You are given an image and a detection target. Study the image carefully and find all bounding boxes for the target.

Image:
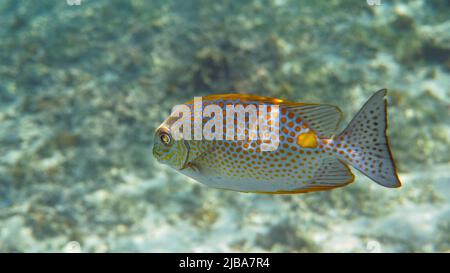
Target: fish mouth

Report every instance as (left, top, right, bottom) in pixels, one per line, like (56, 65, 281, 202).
(152, 147, 162, 158)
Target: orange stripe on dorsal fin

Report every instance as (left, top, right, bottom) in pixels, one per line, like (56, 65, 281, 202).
(185, 93, 345, 108)
(185, 94, 305, 105)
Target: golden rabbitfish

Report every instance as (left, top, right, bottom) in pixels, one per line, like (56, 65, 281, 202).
(152, 89, 401, 194)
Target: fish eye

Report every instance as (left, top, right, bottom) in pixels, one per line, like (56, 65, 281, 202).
(159, 132, 172, 146)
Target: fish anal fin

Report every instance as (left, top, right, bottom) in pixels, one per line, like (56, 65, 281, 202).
(254, 158, 354, 195)
(255, 184, 350, 194)
(311, 157, 355, 187)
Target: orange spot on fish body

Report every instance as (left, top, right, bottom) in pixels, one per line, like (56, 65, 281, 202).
(296, 131, 318, 148)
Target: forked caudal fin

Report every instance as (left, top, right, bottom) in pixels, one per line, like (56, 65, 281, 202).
(336, 89, 401, 188)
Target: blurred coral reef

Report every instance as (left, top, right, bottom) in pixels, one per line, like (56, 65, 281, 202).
(0, 0, 448, 252)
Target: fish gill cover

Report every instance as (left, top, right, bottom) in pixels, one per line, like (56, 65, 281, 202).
(0, 0, 449, 252)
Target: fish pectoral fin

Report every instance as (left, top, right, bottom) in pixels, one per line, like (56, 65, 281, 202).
(180, 161, 201, 173)
(311, 157, 355, 187)
(188, 162, 201, 173)
(284, 104, 342, 138)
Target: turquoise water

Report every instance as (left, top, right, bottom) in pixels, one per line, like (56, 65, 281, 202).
(0, 0, 449, 252)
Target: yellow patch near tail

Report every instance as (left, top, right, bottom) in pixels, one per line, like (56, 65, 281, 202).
(296, 131, 318, 148)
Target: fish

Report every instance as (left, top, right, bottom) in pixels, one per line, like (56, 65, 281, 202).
(152, 89, 401, 194)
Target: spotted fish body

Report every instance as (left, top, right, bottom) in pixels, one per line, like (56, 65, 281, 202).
(153, 90, 401, 194)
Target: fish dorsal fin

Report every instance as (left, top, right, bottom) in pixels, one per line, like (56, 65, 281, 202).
(183, 94, 341, 137)
(312, 157, 355, 187)
(285, 104, 342, 138)
(185, 94, 286, 105)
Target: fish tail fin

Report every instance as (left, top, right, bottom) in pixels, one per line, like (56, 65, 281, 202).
(335, 89, 401, 188)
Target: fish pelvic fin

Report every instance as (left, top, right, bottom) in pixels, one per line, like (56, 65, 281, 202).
(336, 89, 401, 188)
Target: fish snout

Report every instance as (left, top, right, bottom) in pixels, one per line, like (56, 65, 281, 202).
(152, 146, 162, 158)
